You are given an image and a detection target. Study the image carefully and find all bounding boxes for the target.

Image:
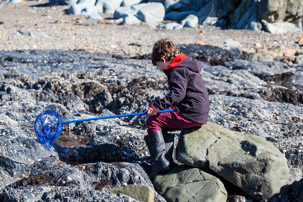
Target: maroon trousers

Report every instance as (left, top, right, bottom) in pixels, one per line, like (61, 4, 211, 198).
(146, 110, 202, 133)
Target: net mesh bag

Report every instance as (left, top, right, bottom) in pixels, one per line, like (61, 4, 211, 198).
(34, 110, 63, 150)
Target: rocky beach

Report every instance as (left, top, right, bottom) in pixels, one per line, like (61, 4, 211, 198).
(0, 0, 303, 201)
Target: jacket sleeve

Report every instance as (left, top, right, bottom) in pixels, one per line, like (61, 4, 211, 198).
(151, 68, 188, 111)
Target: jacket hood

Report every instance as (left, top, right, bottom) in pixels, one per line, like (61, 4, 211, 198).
(164, 54, 201, 73)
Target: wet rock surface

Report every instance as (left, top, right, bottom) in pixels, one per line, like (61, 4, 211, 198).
(0, 46, 302, 201)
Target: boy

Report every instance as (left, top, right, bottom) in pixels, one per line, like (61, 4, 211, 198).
(145, 39, 210, 178)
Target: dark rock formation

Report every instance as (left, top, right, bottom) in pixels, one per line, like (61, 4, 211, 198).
(0, 47, 302, 201)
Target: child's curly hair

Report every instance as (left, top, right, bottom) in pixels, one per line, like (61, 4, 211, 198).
(151, 39, 180, 66)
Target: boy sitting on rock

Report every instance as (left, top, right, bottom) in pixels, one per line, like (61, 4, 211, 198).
(145, 38, 210, 178)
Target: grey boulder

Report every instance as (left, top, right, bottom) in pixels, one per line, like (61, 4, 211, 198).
(136, 3, 165, 24)
(181, 14, 199, 28)
(158, 22, 183, 30)
(121, 0, 142, 7)
(262, 20, 303, 34)
(113, 6, 137, 19)
(176, 122, 290, 200)
(153, 166, 227, 202)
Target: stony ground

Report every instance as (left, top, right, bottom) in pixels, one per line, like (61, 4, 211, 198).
(1, 2, 303, 201)
(0, 0, 302, 58)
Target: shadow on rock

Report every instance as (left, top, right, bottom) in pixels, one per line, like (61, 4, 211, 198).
(268, 179, 303, 202)
(178, 44, 250, 66)
(131, 44, 250, 66)
(53, 143, 141, 165)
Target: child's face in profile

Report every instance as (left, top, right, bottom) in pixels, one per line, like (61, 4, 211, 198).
(156, 59, 169, 72)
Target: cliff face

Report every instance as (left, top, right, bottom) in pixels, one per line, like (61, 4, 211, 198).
(2, 0, 303, 32)
(161, 0, 303, 32)
(46, 0, 303, 33)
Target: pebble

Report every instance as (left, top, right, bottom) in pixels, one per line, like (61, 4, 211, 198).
(66, 176, 73, 182)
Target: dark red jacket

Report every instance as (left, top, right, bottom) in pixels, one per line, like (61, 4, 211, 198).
(150, 54, 210, 124)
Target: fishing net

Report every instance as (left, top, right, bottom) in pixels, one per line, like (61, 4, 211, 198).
(34, 109, 174, 151)
(34, 110, 63, 151)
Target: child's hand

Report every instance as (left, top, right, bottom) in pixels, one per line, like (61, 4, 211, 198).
(147, 108, 156, 116)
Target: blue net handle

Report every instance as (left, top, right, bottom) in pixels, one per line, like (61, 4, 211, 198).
(62, 109, 174, 124)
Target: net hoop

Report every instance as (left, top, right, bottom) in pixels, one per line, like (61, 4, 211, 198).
(34, 110, 63, 150)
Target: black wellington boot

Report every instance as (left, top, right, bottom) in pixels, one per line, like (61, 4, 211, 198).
(144, 130, 170, 179)
(163, 132, 177, 168)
